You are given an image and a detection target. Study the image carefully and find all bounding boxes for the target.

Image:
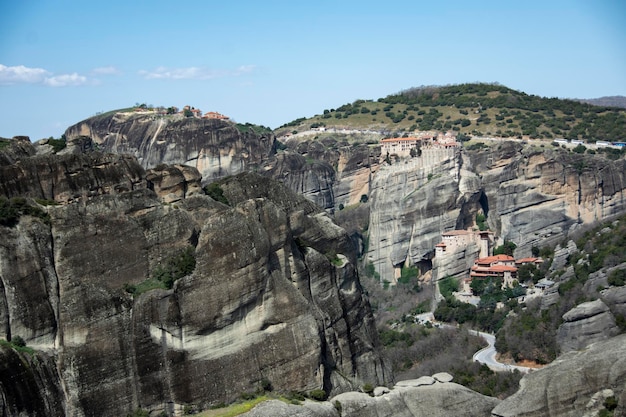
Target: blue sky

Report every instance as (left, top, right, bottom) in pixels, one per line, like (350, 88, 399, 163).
(1, 0, 625, 141)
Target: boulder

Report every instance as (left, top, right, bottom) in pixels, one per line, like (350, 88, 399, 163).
(330, 383, 499, 417)
(395, 376, 436, 387)
(557, 299, 620, 352)
(433, 372, 454, 383)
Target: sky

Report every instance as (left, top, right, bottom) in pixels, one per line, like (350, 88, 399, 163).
(1, 0, 625, 141)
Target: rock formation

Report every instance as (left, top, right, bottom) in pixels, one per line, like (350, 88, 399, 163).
(239, 372, 499, 417)
(367, 141, 626, 283)
(492, 333, 626, 417)
(0, 138, 388, 416)
(64, 111, 275, 184)
(556, 281, 626, 353)
(557, 299, 620, 352)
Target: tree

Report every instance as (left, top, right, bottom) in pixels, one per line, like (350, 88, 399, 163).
(494, 241, 517, 256)
(518, 263, 542, 284)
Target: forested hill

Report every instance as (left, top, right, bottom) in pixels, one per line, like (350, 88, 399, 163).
(277, 83, 626, 142)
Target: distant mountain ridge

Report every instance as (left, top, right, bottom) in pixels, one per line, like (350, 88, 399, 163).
(575, 95, 626, 109)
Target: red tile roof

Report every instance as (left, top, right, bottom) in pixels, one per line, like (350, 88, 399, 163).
(476, 255, 515, 264)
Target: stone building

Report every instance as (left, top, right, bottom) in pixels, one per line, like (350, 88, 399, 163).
(468, 254, 518, 291)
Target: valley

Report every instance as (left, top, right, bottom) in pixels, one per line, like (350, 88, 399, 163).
(1, 83, 626, 416)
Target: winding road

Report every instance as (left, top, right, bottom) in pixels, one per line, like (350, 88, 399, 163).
(471, 330, 532, 373)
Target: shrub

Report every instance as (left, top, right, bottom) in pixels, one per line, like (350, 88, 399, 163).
(11, 336, 25, 348)
(259, 378, 273, 393)
(608, 269, 626, 286)
(379, 328, 414, 347)
(0, 197, 50, 227)
(285, 391, 306, 403)
(476, 213, 487, 231)
(361, 383, 374, 396)
(439, 276, 459, 299)
(398, 265, 418, 285)
(494, 241, 517, 256)
(47, 137, 67, 153)
(239, 392, 256, 401)
(203, 182, 229, 205)
(152, 246, 196, 289)
(309, 389, 327, 401)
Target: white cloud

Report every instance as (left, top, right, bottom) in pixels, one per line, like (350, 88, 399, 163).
(234, 65, 256, 75)
(0, 64, 90, 87)
(0, 64, 50, 84)
(91, 66, 121, 75)
(139, 65, 256, 80)
(43, 73, 89, 87)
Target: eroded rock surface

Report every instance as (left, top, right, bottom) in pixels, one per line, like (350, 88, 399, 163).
(492, 334, 626, 417)
(368, 142, 626, 282)
(557, 299, 620, 352)
(65, 112, 274, 184)
(0, 139, 388, 416)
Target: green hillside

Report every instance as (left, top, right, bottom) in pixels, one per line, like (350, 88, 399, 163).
(276, 83, 626, 142)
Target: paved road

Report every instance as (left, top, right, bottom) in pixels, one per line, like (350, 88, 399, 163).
(471, 330, 532, 373)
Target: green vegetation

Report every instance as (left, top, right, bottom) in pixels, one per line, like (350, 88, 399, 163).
(47, 136, 67, 152)
(196, 396, 271, 417)
(465, 142, 487, 151)
(476, 213, 487, 231)
(360, 262, 521, 399)
(599, 396, 618, 417)
(438, 276, 458, 299)
(364, 262, 380, 281)
(398, 264, 418, 285)
(276, 83, 626, 144)
(608, 268, 626, 286)
(235, 122, 272, 134)
(0, 138, 11, 149)
(0, 197, 51, 227)
(493, 240, 517, 256)
(0, 337, 35, 355)
(203, 182, 230, 205)
(308, 389, 327, 401)
(495, 214, 626, 364)
(361, 383, 374, 396)
(125, 246, 196, 295)
(152, 246, 196, 289)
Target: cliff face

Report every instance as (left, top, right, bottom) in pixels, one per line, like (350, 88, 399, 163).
(368, 142, 626, 282)
(492, 333, 626, 417)
(0, 139, 388, 416)
(65, 112, 275, 184)
(367, 148, 469, 282)
(64, 113, 377, 212)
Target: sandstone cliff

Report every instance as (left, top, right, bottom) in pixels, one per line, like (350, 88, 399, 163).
(0, 138, 388, 416)
(64, 113, 380, 212)
(367, 142, 626, 283)
(492, 333, 626, 417)
(64, 111, 275, 184)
